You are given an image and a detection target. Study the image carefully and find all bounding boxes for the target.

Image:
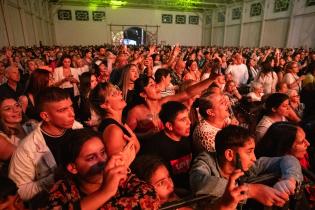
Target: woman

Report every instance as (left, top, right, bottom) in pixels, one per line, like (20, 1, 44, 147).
(53, 55, 87, 114)
(275, 57, 286, 84)
(53, 55, 80, 98)
(256, 122, 310, 161)
(119, 64, 139, 105)
(282, 61, 305, 93)
(255, 122, 314, 208)
(193, 92, 230, 153)
(47, 128, 160, 209)
(277, 82, 289, 94)
(255, 93, 290, 142)
(0, 97, 35, 175)
(247, 81, 264, 102)
(126, 75, 213, 138)
(134, 155, 192, 209)
(246, 58, 259, 84)
(90, 82, 140, 157)
(19, 69, 51, 121)
(95, 60, 111, 83)
(78, 72, 100, 128)
(154, 68, 174, 97)
(255, 59, 278, 94)
(288, 89, 305, 119)
(183, 60, 201, 82)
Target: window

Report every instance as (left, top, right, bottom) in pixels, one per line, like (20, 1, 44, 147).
(176, 15, 186, 24)
(218, 12, 225, 22)
(189, 16, 199, 25)
(58, 10, 72, 20)
(75, 10, 89, 21)
(232, 7, 242, 20)
(92, 11, 105, 21)
(250, 3, 262, 17)
(162, 14, 173, 24)
(274, 0, 290, 12)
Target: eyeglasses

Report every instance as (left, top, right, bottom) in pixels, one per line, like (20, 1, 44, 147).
(153, 176, 173, 188)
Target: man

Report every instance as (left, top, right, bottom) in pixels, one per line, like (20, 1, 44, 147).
(9, 87, 82, 201)
(225, 53, 249, 89)
(110, 52, 129, 85)
(0, 65, 23, 100)
(140, 101, 192, 190)
(190, 125, 303, 207)
(94, 47, 106, 60)
(171, 60, 185, 86)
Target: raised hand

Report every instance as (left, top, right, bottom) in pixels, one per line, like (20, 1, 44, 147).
(101, 154, 128, 197)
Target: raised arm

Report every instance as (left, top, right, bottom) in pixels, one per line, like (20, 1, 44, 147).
(251, 155, 303, 183)
(160, 77, 213, 104)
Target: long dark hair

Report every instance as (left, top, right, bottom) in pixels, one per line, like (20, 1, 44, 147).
(25, 69, 50, 99)
(79, 72, 93, 98)
(131, 75, 153, 107)
(62, 128, 102, 168)
(255, 122, 298, 158)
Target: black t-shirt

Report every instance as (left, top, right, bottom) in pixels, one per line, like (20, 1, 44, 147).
(41, 129, 72, 166)
(140, 131, 192, 190)
(98, 118, 131, 137)
(0, 83, 24, 100)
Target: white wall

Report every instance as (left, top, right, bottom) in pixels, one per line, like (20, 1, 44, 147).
(1, 0, 314, 48)
(0, 0, 54, 47)
(52, 5, 203, 46)
(204, 0, 315, 48)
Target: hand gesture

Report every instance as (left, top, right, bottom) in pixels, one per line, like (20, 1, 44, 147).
(123, 124, 140, 154)
(221, 170, 248, 209)
(101, 154, 128, 197)
(68, 77, 79, 84)
(273, 178, 296, 196)
(149, 45, 156, 56)
(249, 184, 289, 207)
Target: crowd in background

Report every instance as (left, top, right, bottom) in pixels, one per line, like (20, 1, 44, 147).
(0, 44, 314, 209)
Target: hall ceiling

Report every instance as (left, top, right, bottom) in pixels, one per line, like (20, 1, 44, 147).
(49, 0, 242, 12)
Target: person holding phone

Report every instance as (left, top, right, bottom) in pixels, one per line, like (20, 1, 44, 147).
(47, 128, 160, 209)
(190, 125, 303, 208)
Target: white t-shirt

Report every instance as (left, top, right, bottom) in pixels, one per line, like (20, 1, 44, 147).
(225, 64, 249, 87)
(282, 73, 301, 92)
(256, 72, 278, 94)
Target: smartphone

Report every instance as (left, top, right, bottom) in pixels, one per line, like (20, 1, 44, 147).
(235, 153, 243, 171)
(235, 153, 245, 186)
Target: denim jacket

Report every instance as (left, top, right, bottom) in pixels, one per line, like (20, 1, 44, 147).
(189, 152, 303, 197)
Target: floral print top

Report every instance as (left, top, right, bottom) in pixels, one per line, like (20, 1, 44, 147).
(47, 174, 160, 210)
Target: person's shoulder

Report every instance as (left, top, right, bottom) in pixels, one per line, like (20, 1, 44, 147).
(193, 151, 216, 165)
(129, 104, 146, 115)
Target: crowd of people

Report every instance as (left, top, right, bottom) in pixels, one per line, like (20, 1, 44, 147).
(0, 44, 314, 209)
